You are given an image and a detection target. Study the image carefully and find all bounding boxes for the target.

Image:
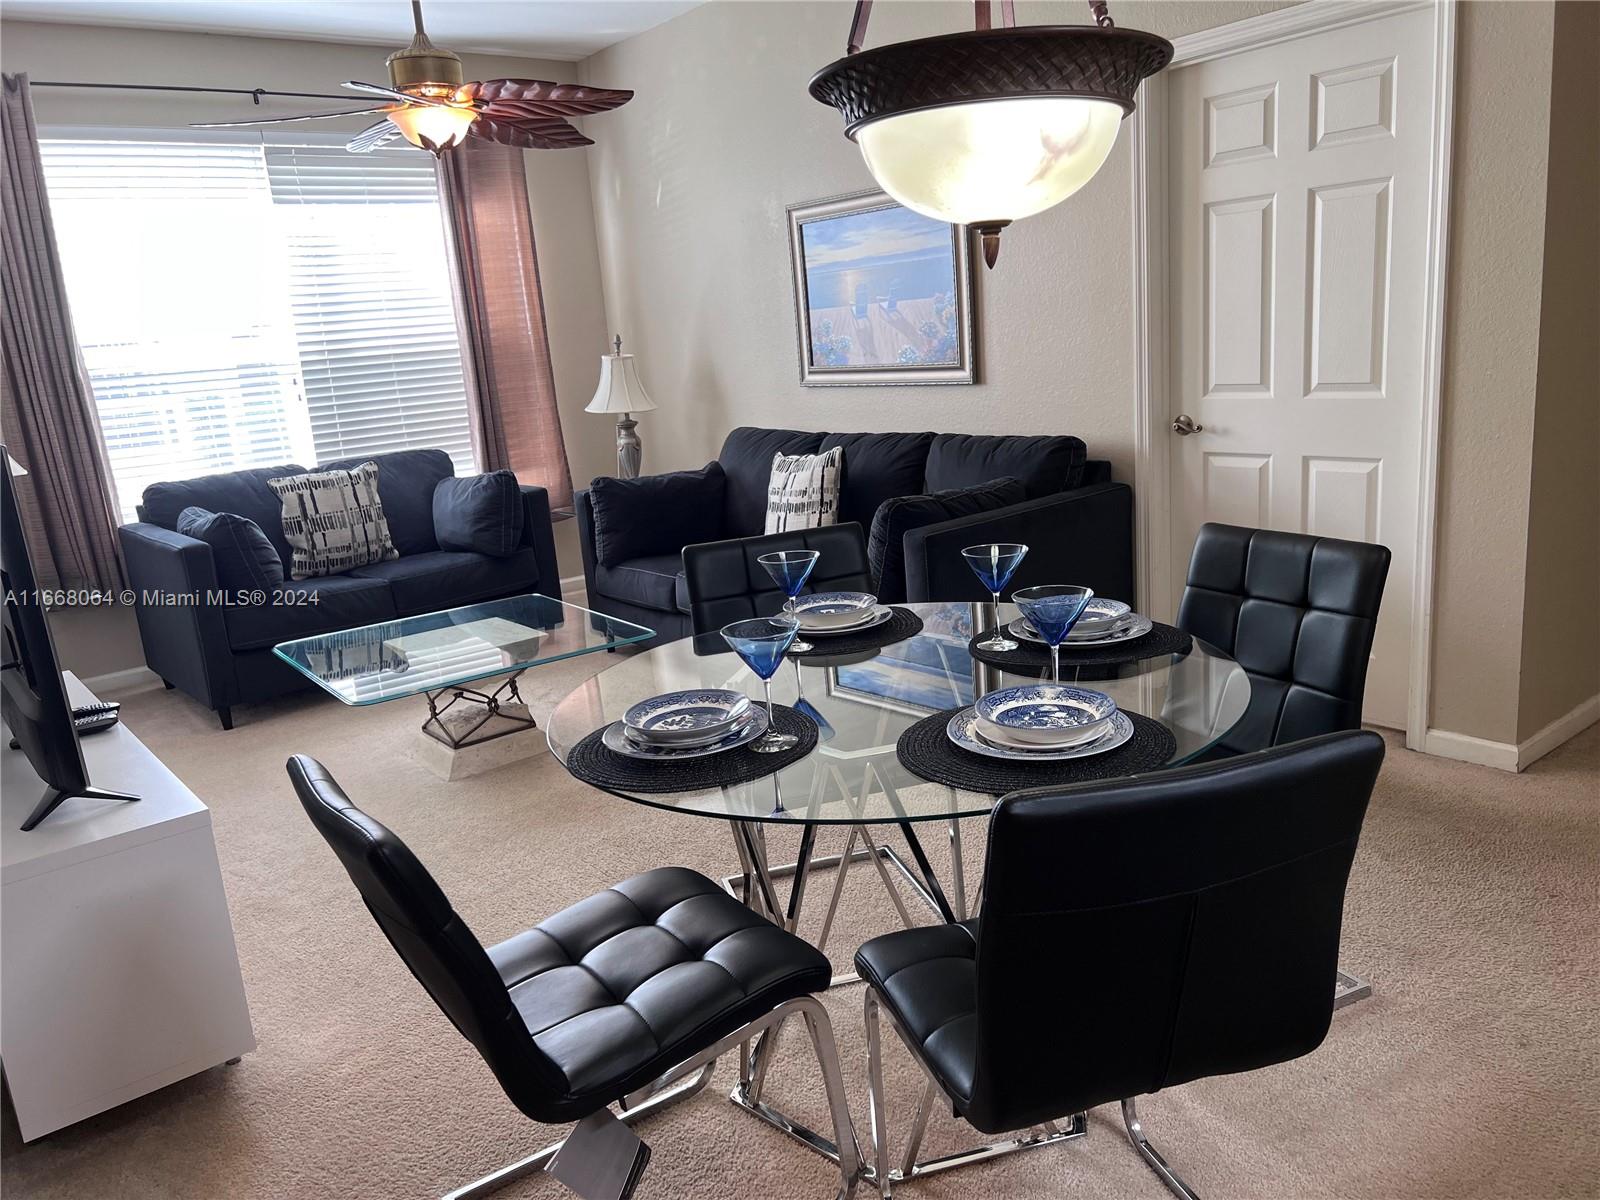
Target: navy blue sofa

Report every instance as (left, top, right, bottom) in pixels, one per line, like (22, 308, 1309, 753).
(118, 449, 560, 728)
(575, 427, 1133, 646)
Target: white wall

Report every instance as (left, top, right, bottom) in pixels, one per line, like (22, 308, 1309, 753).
(1, 19, 613, 675)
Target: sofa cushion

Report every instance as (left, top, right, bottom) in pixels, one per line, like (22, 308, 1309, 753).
(820, 431, 936, 528)
(589, 463, 725, 569)
(433, 469, 524, 557)
(223, 573, 396, 652)
(176, 507, 284, 593)
(142, 463, 304, 565)
(924, 434, 1086, 499)
(869, 477, 1026, 603)
(592, 553, 690, 614)
(717, 428, 825, 536)
(268, 462, 399, 580)
(319, 449, 455, 557)
(347, 548, 540, 616)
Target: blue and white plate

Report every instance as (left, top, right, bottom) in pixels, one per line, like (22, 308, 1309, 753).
(793, 591, 878, 630)
(975, 684, 1117, 746)
(947, 707, 1134, 762)
(799, 604, 894, 637)
(1011, 612, 1154, 646)
(623, 688, 752, 745)
(1070, 597, 1133, 632)
(604, 707, 769, 760)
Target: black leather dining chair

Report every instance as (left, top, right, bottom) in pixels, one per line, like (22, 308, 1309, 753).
(286, 755, 862, 1199)
(856, 730, 1386, 1198)
(1176, 523, 1390, 755)
(683, 521, 874, 639)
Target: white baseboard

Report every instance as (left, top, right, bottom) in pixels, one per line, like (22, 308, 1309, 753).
(80, 665, 164, 699)
(1516, 693, 1600, 771)
(1421, 728, 1519, 771)
(1422, 693, 1599, 773)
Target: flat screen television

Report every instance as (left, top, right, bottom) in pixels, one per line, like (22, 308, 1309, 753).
(1, 445, 137, 830)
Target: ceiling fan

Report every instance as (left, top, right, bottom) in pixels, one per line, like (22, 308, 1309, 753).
(193, 0, 633, 155)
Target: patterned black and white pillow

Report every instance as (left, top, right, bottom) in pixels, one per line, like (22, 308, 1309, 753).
(269, 462, 398, 580)
(764, 446, 843, 534)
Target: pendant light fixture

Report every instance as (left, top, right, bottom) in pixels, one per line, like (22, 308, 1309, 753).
(810, 0, 1173, 267)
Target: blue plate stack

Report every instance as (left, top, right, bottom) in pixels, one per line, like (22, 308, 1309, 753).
(947, 683, 1135, 761)
(602, 689, 769, 760)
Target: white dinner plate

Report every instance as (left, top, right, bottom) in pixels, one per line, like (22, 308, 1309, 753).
(800, 604, 894, 637)
(1009, 612, 1154, 647)
(602, 708, 770, 760)
(946, 707, 1135, 762)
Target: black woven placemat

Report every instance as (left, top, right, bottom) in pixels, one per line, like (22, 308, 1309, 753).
(566, 705, 817, 794)
(968, 621, 1192, 673)
(790, 607, 923, 658)
(896, 706, 1177, 795)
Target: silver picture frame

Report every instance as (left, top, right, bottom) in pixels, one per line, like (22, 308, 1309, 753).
(787, 189, 977, 387)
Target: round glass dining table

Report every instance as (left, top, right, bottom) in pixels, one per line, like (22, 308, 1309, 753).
(548, 601, 1250, 929)
(548, 601, 1251, 1160)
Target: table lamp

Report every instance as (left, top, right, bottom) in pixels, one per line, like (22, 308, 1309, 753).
(585, 335, 657, 480)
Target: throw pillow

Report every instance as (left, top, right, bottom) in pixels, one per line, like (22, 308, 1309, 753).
(176, 507, 284, 592)
(432, 469, 524, 558)
(765, 446, 843, 534)
(868, 476, 1027, 602)
(268, 462, 398, 581)
(589, 462, 727, 568)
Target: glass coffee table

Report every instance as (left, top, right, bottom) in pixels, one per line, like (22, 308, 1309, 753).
(275, 595, 652, 775)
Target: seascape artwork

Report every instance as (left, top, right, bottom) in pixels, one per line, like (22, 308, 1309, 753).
(788, 191, 975, 386)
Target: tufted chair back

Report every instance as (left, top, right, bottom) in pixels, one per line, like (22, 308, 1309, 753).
(1177, 523, 1390, 754)
(286, 755, 567, 1119)
(682, 521, 874, 639)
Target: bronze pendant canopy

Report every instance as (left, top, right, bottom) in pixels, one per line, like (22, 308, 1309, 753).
(809, 2, 1174, 266)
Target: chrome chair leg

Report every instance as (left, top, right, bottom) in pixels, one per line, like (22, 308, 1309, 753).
(862, 985, 1084, 1194)
(1121, 1097, 1201, 1200)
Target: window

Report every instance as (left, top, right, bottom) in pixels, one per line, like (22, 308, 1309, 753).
(41, 134, 474, 520)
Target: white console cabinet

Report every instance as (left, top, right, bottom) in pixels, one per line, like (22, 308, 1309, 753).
(1, 674, 255, 1141)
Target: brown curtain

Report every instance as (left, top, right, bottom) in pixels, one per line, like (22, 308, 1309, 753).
(1, 73, 125, 591)
(437, 138, 574, 509)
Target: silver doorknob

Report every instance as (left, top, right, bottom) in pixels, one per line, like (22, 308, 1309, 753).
(1171, 414, 1204, 436)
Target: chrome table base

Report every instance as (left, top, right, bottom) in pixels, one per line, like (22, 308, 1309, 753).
(1334, 969, 1373, 1008)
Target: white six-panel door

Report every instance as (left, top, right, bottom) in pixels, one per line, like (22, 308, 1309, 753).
(1167, 6, 1436, 729)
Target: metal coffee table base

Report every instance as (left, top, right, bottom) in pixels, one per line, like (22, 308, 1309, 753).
(422, 671, 537, 749)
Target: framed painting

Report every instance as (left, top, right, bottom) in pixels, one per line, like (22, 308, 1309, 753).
(787, 189, 976, 386)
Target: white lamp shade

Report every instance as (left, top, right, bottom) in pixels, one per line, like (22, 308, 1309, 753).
(386, 104, 477, 151)
(855, 96, 1123, 227)
(586, 353, 657, 415)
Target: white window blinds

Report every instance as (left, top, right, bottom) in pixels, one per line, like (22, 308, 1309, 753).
(40, 136, 474, 521)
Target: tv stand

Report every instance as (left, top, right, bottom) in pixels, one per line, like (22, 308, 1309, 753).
(19, 783, 140, 832)
(2, 673, 254, 1140)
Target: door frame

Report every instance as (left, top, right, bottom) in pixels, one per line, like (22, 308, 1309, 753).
(1130, 0, 1457, 750)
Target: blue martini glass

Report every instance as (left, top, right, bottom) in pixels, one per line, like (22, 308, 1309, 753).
(721, 616, 802, 753)
(961, 543, 1029, 651)
(758, 549, 821, 652)
(1011, 584, 1094, 684)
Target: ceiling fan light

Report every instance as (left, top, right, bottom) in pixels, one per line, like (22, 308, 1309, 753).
(387, 103, 476, 152)
(856, 96, 1123, 228)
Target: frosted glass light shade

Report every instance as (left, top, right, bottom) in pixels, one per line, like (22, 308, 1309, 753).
(387, 104, 476, 152)
(586, 354, 657, 415)
(856, 96, 1123, 227)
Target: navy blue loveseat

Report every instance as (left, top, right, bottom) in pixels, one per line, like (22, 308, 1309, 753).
(575, 427, 1133, 646)
(118, 449, 559, 728)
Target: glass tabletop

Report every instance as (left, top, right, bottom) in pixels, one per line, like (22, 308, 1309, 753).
(546, 601, 1251, 825)
(274, 595, 654, 705)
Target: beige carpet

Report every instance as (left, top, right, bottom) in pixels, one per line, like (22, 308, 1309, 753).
(3, 655, 1597, 1200)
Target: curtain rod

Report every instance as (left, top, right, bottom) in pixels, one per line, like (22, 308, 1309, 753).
(30, 81, 354, 104)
